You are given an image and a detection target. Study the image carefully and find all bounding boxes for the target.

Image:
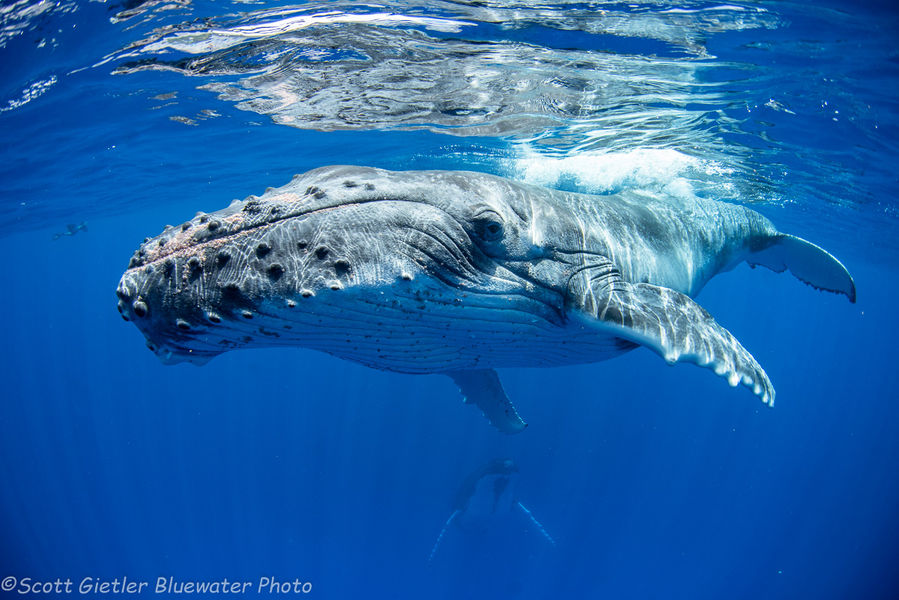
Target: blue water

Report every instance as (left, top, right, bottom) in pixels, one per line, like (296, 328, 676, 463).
(1, 1, 898, 598)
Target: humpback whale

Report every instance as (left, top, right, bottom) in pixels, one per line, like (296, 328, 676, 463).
(428, 459, 555, 565)
(116, 166, 855, 432)
(53, 221, 88, 240)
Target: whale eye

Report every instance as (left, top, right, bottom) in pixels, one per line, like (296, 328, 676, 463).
(473, 210, 505, 242)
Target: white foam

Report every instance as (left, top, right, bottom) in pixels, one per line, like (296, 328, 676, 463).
(507, 146, 731, 198)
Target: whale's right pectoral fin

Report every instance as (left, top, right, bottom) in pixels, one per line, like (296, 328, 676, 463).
(447, 369, 528, 434)
(580, 281, 775, 406)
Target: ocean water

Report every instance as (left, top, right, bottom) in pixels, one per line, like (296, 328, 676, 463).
(1, 1, 898, 598)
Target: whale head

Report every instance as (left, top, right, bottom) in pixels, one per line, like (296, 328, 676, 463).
(116, 166, 577, 371)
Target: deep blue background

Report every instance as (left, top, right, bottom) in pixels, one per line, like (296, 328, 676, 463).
(1, 2, 898, 599)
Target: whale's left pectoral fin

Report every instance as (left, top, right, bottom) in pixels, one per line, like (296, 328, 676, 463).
(447, 369, 528, 434)
(582, 281, 775, 405)
(515, 502, 557, 547)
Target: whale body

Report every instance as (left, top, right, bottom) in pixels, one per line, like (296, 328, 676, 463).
(428, 459, 555, 565)
(116, 166, 855, 432)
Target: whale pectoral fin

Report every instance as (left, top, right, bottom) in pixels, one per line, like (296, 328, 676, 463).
(447, 370, 528, 434)
(428, 509, 459, 566)
(515, 502, 556, 547)
(587, 282, 775, 406)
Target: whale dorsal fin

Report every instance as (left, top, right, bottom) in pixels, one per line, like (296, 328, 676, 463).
(447, 370, 527, 434)
(573, 279, 776, 406)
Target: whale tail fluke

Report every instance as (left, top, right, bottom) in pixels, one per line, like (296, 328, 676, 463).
(748, 234, 856, 303)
